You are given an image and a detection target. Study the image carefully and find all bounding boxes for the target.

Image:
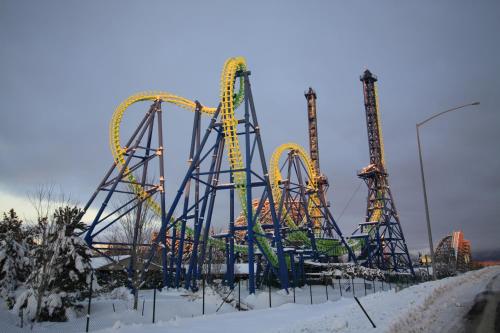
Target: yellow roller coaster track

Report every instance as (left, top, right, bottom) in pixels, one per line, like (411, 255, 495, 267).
(110, 57, 283, 265)
(269, 143, 319, 233)
(270, 143, 358, 256)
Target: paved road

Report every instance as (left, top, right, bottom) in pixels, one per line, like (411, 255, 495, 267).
(465, 271, 500, 333)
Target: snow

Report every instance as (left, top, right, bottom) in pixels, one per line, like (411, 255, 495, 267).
(68, 270, 78, 282)
(46, 293, 63, 316)
(90, 256, 131, 270)
(109, 287, 134, 301)
(386, 266, 498, 333)
(12, 289, 38, 322)
(0, 266, 498, 332)
(75, 257, 84, 273)
(0, 248, 5, 262)
(0, 236, 29, 301)
(209, 263, 256, 275)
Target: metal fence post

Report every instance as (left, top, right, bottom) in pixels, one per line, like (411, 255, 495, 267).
(85, 270, 94, 332)
(309, 283, 313, 304)
(268, 283, 272, 308)
(351, 277, 355, 297)
(19, 308, 23, 328)
(325, 277, 329, 301)
(338, 278, 342, 296)
(152, 287, 156, 323)
(354, 297, 376, 328)
(238, 279, 241, 311)
(202, 275, 206, 315)
(364, 278, 367, 296)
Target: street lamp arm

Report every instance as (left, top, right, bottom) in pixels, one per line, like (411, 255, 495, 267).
(417, 102, 480, 127)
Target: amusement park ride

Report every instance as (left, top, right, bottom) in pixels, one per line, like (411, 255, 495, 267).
(350, 70, 414, 274)
(434, 231, 472, 277)
(78, 57, 414, 294)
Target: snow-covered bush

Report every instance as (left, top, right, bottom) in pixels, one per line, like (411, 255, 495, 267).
(326, 263, 384, 280)
(13, 289, 70, 322)
(109, 286, 133, 301)
(12, 288, 38, 321)
(0, 237, 29, 307)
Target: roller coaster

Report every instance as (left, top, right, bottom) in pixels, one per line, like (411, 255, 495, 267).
(79, 57, 413, 294)
(434, 231, 472, 278)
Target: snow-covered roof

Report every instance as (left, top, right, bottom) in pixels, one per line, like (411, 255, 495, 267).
(207, 263, 256, 275)
(91, 255, 131, 269)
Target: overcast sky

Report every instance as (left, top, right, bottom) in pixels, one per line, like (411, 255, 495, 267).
(1, 1, 499, 252)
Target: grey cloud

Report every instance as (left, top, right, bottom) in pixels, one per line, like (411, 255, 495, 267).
(1, 0, 499, 252)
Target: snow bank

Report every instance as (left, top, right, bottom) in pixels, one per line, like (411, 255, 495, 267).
(387, 267, 497, 333)
(2, 267, 498, 332)
(93, 267, 499, 333)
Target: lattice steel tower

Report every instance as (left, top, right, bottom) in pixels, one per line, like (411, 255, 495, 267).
(352, 70, 414, 274)
(305, 88, 321, 175)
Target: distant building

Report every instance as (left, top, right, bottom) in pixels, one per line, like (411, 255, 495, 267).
(474, 261, 500, 268)
(419, 254, 432, 266)
(434, 230, 472, 277)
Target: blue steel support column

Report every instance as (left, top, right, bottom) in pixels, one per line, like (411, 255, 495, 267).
(244, 72, 289, 290)
(193, 106, 202, 283)
(228, 171, 235, 289)
(185, 108, 213, 289)
(184, 136, 222, 288)
(128, 108, 156, 292)
(143, 106, 222, 284)
(155, 101, 170, 288)
(175, 104, 201, 288)
(196, 136, 225, 281)
(244, 77, 256, 294)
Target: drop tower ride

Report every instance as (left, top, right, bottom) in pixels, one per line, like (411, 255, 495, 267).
(351, 70, 414, 274)
(305, 88, 330, 206)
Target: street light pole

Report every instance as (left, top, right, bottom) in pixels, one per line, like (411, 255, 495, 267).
(416, 124, 436, 279)
(416, 102, 479, 280)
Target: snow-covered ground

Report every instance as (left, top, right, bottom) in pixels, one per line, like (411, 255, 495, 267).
(1, 266, 499, 332)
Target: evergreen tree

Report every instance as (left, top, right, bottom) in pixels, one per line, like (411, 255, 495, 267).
(0, 209, 30, 308)
(0, 209, 23, 241)
(14, 206, 92, 322)
(50, 206, 92, 295)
